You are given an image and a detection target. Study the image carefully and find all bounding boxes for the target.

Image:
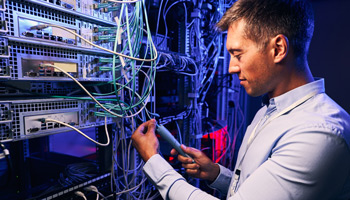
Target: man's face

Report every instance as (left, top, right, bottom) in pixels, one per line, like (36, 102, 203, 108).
(226, 20, 277, 97)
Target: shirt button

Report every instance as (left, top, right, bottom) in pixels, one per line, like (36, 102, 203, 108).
(230, 186, 234, 196)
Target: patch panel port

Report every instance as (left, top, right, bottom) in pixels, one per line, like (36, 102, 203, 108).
(43, 32, 50, 39)
(27, 127, 39, 133)
(41, 123, 47, 130)
(57, 36, 63, 42)
(66, 39, 75, 45)
(27, 71, 38, 77)
(22, 31, 34, 37)
(68, 122, 76, 126)
(47, 122, 54, 129)
(50, 35, 57, 41)
(63, 3, 74, 10)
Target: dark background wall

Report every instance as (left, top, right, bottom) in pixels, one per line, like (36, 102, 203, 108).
(309, 0, 350, 113)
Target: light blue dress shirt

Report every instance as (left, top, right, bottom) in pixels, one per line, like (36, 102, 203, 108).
(143, 79, 350, 200)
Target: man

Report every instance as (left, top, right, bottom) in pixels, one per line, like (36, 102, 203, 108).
(131, 0, 350, 199)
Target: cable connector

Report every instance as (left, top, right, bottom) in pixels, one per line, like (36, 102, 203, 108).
(39, 63, 50, 68)
(37, 118, 46, 123)
(29, 24, 49, 30)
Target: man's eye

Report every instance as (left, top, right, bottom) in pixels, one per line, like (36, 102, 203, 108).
(234, 55, 241, 61)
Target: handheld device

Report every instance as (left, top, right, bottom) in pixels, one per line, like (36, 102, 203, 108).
(156, 124, 192, 160)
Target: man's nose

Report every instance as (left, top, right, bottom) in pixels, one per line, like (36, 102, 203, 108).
(228, 64, 240, 74)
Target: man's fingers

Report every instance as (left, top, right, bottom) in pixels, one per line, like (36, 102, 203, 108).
(146, 119, 157, 135)
(170, 148, 178, 155)
(185, 168, 200, 176)
(182, 163, 199, 170)
(178, 154, 194, 164)
(133, 119, 157, 136)
(181, 145, 202, 158)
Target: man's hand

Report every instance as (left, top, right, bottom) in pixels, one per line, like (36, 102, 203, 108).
(131, 119, 159, 162)
(171, 145, 220, 182)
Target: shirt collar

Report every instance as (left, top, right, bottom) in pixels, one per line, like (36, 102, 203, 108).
(262, 78, 326, 113)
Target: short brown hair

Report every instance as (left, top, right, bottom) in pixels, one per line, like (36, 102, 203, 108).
(217, 0, 314, 59)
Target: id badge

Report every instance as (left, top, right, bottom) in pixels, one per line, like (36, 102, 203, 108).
(229, 169, 241, 197)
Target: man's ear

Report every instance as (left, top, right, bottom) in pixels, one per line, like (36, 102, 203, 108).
(271, 34, 289, 63)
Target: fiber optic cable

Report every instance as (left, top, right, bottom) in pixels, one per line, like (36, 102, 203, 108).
(42, 64, 153, 118)
(41, 64, 125, 118)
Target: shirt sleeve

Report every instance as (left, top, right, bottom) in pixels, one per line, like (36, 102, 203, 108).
(143, 154, 220, 200)
(208, 164, 233, 195)
(229, 129, 350, 200)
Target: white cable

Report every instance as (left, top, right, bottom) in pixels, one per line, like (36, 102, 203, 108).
(84, 185, 105, 200)
(105, 178, 147, 198)
(41, 64, 123, 118)
(42, 64, 152, 119)
(74, 191, 87, 200)
(30, 24, 158, 62)
(44, 118, 110, 146)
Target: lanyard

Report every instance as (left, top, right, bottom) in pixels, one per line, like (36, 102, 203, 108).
(230, 91, 319, 196)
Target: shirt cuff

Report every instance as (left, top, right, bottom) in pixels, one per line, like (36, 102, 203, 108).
(143, 154, 174, 183)
(209, 164, 233, 195)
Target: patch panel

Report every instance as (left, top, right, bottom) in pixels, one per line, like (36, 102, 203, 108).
(4, 0, 115, 53)
(37, 0, 113, 22)
(0, 98, 117, 142)
(0, 0, 122, 81)
(24, 111, 79, 135)
(19, 55, 78, 79)
(5, 44, 114, 81)
(18, 18, 77, 45)
(22, 59, 78, 78)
